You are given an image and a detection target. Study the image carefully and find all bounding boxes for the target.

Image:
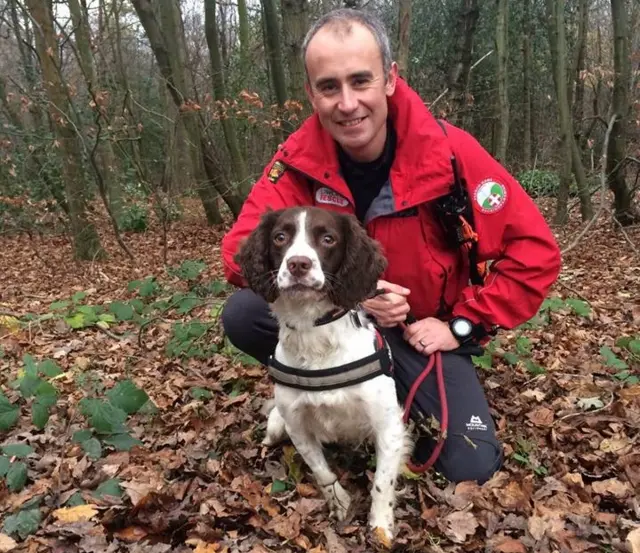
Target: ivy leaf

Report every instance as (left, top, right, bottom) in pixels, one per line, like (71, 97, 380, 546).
(38, 359, 62, 378)
(32, 400, 50, 430)
(2, 507, 41, 540)
(93, 478, 123, 499)
(566, 298, 591, 317)
(270, 479, 289, 494)
(73, 429, 93, 443)
(109, 301, 134, 321)
(1, 443, 33, 458)
(106, 380, 149, 415)
(6, 461, 28, 492)
(0, 455, 10, 477)
(0, 393, 20, 431)
(472, 350, 493, 370)
(628, 339, 640, 355)
(81, 437, 103, 460)
(600, 346, 628, 370)
(102, 432, 143, 451)
(19, 374, 42, 399)
(79, 398, 128, 434)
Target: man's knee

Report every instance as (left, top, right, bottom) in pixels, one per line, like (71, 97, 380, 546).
(437, 437, 503, 484)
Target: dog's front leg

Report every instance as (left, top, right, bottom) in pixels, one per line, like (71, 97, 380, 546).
(285, 420, 351, 521)
(368, 403, 408, 543)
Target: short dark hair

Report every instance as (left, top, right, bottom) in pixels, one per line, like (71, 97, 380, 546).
(301, 8, 393, 82)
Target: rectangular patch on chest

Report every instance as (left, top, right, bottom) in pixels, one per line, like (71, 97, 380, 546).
(315, 186, 349, 207)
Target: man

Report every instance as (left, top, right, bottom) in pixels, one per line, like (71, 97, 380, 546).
(220, 9, 561, 484)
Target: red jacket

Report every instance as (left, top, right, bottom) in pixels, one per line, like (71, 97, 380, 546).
(221, 79, 561, 332)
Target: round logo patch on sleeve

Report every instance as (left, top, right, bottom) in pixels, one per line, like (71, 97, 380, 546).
(474, 179, 508, 214)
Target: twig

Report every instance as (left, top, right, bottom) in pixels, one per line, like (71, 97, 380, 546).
(611, 211, 640, 256)
(555, 279, 591, 304)
(553, 391, 615, 426)
(428, 50, 494, 110)
(561, 113, 618, 256)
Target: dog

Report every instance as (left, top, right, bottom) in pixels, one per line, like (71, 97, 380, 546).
(236, 206, 410, 543)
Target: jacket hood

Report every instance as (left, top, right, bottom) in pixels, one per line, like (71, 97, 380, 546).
(279, 77, 455, 208)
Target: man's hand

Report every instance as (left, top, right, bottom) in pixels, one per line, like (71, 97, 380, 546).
(403, 317, 459, 355)
(361, 280, 411, 328)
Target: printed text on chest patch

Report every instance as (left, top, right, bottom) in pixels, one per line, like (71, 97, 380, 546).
(315, 187, 349, 207)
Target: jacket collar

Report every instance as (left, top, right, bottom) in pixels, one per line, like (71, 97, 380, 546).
(279, 78, 455, 209)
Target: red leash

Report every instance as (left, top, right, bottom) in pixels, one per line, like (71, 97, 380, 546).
(375, 291, 449, 473)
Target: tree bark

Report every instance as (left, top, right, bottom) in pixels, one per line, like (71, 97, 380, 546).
(522, 0, 533, 168)
(447, 0, 479, 127)
(130, 0, 245, 220)
(204, 0, 250, 194)
(546, 0, 593, 224)
(572, 0, 588, 151)
(494, 0, 509, 163)
(396, 0, 412, 80)
(25, 0, 104, 259)
(261, 0, 288, 139)
(608, 0, 637, 224)
(67, 0, 123, 223)
(237, 0, 250, 72)
(281, 0, 309, 107)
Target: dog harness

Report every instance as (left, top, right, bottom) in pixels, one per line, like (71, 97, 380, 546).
(266, 310, 393, 392)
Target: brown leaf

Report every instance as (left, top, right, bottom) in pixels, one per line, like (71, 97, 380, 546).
(488, 535, 527, 553)
(52, 504, 98, 523)
(266, 511, 301, 540)
(441, 510, 479, 544)
(0, 534, 17, 553)
(627, 527, 640, 553)
(527, 515, 546, 541)
(112, 526, 148, 542)
(591, 478, 632, 498)
(494, 481, 530, 512)
(527, 406, 554, 427)
(323, 527, 349, 553)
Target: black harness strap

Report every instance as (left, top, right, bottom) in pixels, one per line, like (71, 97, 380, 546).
(267, 330, 393, 391)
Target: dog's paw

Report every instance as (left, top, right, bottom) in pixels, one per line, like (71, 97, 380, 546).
(370, 525, 394, 549)
(322, 481, 351, 521)
(262, 405, 287, 446)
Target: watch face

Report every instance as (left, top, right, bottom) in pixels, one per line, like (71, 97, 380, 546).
(453, 318, 473, 337)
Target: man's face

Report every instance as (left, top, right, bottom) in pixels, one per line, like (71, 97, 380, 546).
(304, 23, 397, 162)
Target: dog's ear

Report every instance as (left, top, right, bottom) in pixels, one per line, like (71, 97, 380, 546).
(329, 214, 387, 309)
(235, 209, 282, 303)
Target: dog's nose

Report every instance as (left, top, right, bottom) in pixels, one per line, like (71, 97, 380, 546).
(287, 256, 312, 277)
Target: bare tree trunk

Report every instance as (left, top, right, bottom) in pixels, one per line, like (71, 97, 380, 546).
(547, 0, 593, 224)
(67, 0, 123, 224)
(261, 0, 288, 139)
(495, 0, 509, 163)
(25, 0, 104, 259)
(522, 0, 532, 168)
(447, 0, 479, 127)
(572, 0, 588, 153)
(281, 0, 309, 107)
(130, 0, 245, 220)
(396, 0, 412, 80)
(608, 0, 637, 224)
(204, 0, 250, 194)
(237, 0, 250, 72)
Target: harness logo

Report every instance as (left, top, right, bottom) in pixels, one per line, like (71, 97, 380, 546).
(466, 415, 488, 432)
(474, 179, 508, 214)
(315, 186, 349, 207)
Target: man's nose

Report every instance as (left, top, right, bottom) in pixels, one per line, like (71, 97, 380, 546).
(338, 86, 358, 113)
(287, 256, 312, 278)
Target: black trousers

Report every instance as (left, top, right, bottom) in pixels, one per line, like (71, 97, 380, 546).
(221, 288, 503, 484)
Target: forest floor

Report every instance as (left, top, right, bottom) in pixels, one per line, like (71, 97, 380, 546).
(0, 197, 639, 553)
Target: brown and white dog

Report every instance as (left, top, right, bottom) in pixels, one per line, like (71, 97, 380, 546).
(236, 206, 410, 542)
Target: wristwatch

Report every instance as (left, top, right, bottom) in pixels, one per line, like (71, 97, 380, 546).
(449, 317, 475, 345)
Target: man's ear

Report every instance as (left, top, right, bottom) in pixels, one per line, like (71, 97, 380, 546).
(385, 62, 399, 96)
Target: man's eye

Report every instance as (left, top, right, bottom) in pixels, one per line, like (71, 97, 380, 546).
(273, 232, 287, 244)
(322, 235, 336, 246)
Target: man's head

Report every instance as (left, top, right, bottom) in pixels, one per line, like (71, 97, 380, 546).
(302, 9, 398, 162)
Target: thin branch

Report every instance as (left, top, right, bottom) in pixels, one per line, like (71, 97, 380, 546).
(611, 211, 640, 256)
(561, 114, 618, 256)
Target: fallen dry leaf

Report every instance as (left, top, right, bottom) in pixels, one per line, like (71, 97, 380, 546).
(527, 406, 554, 427)
(372, 527, 392, 549)
(323, 527, 348, 553)
(489, 535, 527, 553)
(591, 478, 632, 498)
(441, 510, 478, 544)
(52, 504, 99, 523)
(0, 534, 17, 553)
(627, 527, 640, 553)
(113, 526, 149, 542)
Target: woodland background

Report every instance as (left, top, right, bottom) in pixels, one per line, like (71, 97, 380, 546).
(0, 1, 639, 552)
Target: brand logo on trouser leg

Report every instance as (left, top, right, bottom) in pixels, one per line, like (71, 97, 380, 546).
(466, 415, 488, 431)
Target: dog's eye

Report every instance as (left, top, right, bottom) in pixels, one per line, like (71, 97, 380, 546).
(322, 234, 336, 246)
(273, 232, 287, 245)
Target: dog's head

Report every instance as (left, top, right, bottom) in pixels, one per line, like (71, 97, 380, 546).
(235, 207, 387, 309)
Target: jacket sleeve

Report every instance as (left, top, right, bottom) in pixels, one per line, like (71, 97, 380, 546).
(445, 124, 562, 331)
(221, 156, 312, 287)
